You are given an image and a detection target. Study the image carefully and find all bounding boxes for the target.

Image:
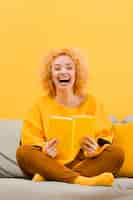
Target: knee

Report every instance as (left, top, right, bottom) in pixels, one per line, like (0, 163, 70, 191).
(106, 144, 125, 168)
(16, 145, 36, 177)
(16, 145, 32, 163)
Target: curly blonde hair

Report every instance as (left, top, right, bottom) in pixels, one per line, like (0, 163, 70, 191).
(39, 48, 89, 97)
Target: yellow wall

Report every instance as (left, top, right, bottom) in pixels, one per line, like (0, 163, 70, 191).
(0, 0, 132, 119)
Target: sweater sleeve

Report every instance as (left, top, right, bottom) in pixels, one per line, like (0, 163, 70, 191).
(20, 101, 46, 149)
(83, 98, 113, 158)
(94, 100, 113, 145)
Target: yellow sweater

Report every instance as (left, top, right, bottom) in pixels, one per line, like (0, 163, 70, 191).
(21, 94, 113, 164)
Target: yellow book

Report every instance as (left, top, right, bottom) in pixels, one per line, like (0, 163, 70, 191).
(46, 115, 96, 164)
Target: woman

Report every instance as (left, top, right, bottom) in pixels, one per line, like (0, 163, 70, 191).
(16, 48, 124, 186)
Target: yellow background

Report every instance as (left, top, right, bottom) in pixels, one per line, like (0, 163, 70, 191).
(0, 0, 132, 119)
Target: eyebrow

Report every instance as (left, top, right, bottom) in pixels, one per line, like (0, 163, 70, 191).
(54, 64, 61, 66)
(66, 63, 73, 66)
(54, 63, 73, 66)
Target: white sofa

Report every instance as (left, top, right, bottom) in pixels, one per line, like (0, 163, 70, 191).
(0, 120, 133, 200)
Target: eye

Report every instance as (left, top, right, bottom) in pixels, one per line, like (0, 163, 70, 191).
(54, 67, 61, 71)
(66, 66, 73, 70)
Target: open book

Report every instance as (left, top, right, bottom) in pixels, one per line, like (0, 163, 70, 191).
(46, 115, 96, 163)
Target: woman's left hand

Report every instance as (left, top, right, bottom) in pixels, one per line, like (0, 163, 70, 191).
(81, 136, 99, 154)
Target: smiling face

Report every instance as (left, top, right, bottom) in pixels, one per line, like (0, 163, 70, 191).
(51, 55, 76, 91)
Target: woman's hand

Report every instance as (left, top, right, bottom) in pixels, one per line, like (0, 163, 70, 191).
(43, 138, 59, 158)
(81, 136, 99, 155)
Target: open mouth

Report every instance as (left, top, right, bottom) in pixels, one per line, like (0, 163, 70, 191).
(59, 79, 70, 83)
(58, 78, 71, 83)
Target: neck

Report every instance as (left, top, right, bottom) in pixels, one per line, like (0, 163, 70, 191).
(55, 88, 75, 105)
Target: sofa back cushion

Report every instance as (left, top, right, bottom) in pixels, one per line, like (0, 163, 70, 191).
(0, 120, 25, 178)
(113, 116, 133, 177)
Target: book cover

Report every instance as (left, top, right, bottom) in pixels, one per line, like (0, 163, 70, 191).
(46, 115, 96, 163)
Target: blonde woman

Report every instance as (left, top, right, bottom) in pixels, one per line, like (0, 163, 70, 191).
(16, 48, 124, 186)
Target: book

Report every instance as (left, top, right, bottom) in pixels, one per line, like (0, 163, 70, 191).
(46, 115, 96, 163)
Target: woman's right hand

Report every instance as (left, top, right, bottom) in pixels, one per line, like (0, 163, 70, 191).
(43, 138, 59, 158)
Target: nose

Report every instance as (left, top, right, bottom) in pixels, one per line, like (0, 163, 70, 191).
(59, 66, 68, 74)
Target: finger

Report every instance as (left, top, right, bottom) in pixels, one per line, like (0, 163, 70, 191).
(46, 144, 57, 151)
(51, 151, 57, 158)
(84, 140, 98, 150)
(84, 136, 96, 144)
(48, 146, 57, 152)
(84, 136, 97, 145)
(47, 138, 59, 148)
(82, 144, 91, 152)
(85, 148, 96, 155)
(82, 137, 97, 149)
(82, 144, 96, 153)
(86, 147, 95, 153)
(45, 145, 57, 153)
(47, 148, 57, 158)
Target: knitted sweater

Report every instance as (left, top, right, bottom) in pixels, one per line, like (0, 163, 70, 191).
(20, 94, 113, 164)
